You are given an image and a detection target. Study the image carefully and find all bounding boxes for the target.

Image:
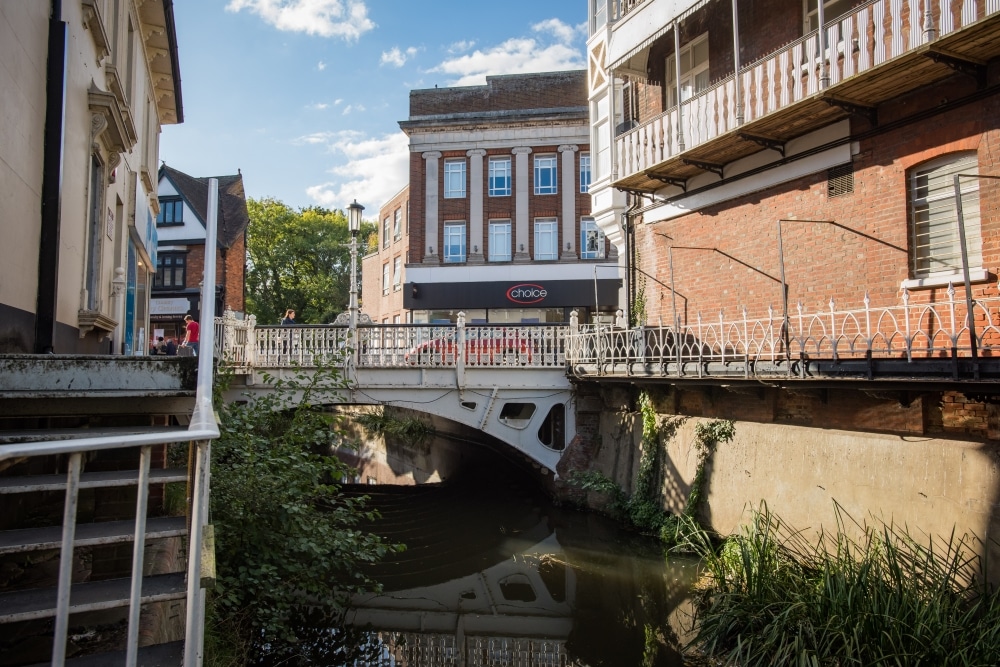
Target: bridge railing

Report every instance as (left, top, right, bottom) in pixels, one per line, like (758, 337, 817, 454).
(566, 284, 1000, 377)
(214, 308, 255, 373)
(242, 318, 571, 369)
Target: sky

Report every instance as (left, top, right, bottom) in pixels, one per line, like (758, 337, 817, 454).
(160, 0, 590, 217)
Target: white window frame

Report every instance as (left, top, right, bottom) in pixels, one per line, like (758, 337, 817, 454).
(382, 261, 390, 296)
(580, 153, 591, 193)
(534, 155, 558, 195)
(488, 219, 512, 262)
(489, 156, 511, 197)
(580, 217, 605, 259)
(907, 153, 983, 285)
(534, 218, 558, 261)
(444, 159, 466, 199)
(666, 33, 710, 108)
(393, 208, 402, 240)
(444, 222, 466, 263)
(382, 216, 391, 248)
(392, 256, 402, 289)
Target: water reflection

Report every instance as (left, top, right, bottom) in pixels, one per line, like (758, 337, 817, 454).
(342, 448, 700, 667)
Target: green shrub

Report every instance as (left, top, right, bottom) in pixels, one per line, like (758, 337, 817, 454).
(208, 360, 403, 663)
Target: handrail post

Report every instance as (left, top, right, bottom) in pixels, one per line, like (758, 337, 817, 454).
(52, 452, 83, 667)
(125, 445, 152, 667)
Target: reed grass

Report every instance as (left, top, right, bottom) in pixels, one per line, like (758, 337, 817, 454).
(683, 505, 1000, 666)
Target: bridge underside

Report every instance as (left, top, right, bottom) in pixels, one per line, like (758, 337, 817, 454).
(227, 366, 573, 474)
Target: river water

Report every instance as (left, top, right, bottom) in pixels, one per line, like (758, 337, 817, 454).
(337, 443, 701, 667)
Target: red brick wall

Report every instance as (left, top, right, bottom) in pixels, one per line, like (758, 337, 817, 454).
(182, 236, 247, 314)
(411, 144, 593, 263)
(634, 94, 1000, 328)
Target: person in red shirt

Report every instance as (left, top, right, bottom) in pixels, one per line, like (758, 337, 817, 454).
(183, 314, 201, 356)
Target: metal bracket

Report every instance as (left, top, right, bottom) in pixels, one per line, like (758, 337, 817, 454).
(821, 96, 878, 126)
(651, 174, 687, 191)
(738, 132, 786, 158)
(925, 48, 987, 88)
(681, 159, 724, 178)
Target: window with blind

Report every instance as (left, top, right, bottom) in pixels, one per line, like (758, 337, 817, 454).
(909, 153, 982, 280)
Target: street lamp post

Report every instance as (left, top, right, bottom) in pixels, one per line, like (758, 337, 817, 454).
(347, 200, 364, 333)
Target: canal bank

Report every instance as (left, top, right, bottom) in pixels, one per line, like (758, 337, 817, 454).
(334, 381, 1000, 583)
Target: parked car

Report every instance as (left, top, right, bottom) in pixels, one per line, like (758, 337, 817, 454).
(404, 333, 533, 365)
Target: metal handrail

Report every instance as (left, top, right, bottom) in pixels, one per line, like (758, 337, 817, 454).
(0, 181, 221, 667)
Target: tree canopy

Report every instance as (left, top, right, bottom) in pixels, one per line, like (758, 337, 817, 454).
(245, 198, 376, 324)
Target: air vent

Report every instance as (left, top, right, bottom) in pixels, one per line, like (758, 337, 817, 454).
(827, 163, 854, 197)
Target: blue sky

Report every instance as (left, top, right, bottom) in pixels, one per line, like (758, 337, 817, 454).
(160, 0, 588, 215)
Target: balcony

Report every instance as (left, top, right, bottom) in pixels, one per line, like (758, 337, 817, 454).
(613, 0, 1000, 192)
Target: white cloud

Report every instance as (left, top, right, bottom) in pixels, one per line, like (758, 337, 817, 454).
(304, 131, 410, 213)
(225, 0, 375, 40)
(531, 18, 585, 44)
(333, 98, 343, 106)
(341, 103, 366, 115)
(447, 40, 475, 54)
(428, 18, 585, 86)
(380, 46, 418, 68)
(305, 102, 329, 110)
(317, 60, 327, 70)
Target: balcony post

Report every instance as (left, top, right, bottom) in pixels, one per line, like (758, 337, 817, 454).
(673, 22, 685, 151)
(923, 0, 937, 41)
(817, 0, 829, 89)
(732, 0, 743, 124)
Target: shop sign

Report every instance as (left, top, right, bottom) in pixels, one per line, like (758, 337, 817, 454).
(506, 283, 548, 304)
(150, 297, 191, 315)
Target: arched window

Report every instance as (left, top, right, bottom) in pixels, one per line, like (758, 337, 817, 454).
(909, 153, 982, 281)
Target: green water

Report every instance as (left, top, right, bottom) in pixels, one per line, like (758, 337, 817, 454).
(339, 445, 701, 667)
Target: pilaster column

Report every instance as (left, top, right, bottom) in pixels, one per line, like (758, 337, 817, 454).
(512, 147, 532, 263)
(467, 149, 486, 264)
(422, 151, 441, 264)
(559, 145, 578, 261)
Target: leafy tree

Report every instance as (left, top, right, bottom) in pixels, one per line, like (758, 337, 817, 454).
(244, 198, 376, 324)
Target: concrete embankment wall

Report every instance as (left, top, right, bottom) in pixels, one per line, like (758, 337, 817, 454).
(558, 384, 1000, 577)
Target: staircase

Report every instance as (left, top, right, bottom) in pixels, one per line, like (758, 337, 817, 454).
(0, 354, 218, 667)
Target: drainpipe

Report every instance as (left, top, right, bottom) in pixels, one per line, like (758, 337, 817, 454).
(34, 0, 67, 353)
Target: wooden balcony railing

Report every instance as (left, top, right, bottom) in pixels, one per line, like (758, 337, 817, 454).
(615, 0, 999, 184)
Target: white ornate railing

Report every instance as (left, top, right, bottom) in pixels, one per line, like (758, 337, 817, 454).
(221, 316, 571, 370)
(214, 308, 255, 373)
(615, 0, 1000, 183)
(566, 286, 1000, 378)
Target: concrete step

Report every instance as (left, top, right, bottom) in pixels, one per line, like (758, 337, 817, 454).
(0, 467, 188, 494)
(0, 572, 187, 624)
(25, 640, 183, 667)
(0, 516, 187, 555)
(0, 425, 188, 445)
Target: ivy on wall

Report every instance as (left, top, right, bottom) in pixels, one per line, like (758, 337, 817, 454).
(569, 390, 735, 548)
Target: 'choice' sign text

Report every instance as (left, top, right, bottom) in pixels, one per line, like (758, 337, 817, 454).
(506, 284, 548, 304)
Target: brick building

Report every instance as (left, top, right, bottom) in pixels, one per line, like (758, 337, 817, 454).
(361, 185, 410, 323)
(152, 165, 249, 344)
(587, 0, 999, 328)
(399, 71, 621, 325)
(576, 0, 1000, 562)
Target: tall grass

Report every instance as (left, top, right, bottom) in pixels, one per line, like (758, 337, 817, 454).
(684, 505, 1000, 666)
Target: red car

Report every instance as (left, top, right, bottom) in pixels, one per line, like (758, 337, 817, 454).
(404, 335, 533, 365)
